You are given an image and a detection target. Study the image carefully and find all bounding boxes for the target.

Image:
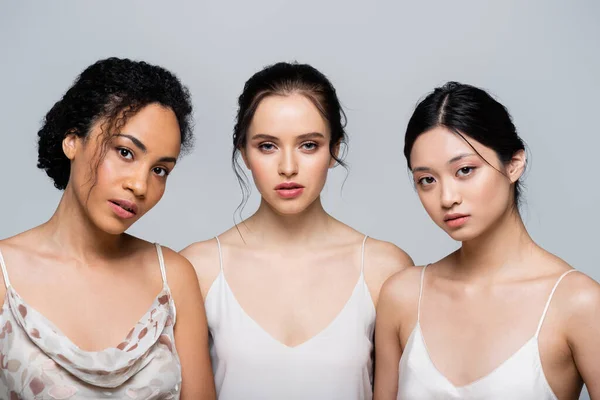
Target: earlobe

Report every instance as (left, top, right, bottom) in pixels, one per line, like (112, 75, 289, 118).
(508, 149, 526, 183)
(62, 130, 79, 160)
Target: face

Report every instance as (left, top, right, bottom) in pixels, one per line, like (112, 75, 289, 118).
(409, 126, 525, 241)
(241, 93, 336, 215)
(63, 103, 181, 235)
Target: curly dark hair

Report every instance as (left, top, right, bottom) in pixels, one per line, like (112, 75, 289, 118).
(37, 57, 194, 190)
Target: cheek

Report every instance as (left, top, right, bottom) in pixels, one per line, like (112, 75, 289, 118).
(305, 155, 330, 181)
(469, 171, 510, 209)
(247, 155, 275, 189)
(417, 190, 442, 221)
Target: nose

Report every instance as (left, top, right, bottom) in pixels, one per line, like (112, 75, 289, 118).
(123, 167, 148, 198)
(440, 179, 462, 209)
(278, 148, 298, 178)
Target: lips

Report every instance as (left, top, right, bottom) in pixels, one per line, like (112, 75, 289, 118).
(275, 182, 304, 190)
(443, 213, 470, 228)
(274, 182, 305, 199)
(444, 213, 468, 222)
(109, 199, 138, 215)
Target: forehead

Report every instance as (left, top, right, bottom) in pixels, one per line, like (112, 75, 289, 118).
(410, 126, 493, 168)
(118, 103, 181, 153)
(249, 93, 330, 139)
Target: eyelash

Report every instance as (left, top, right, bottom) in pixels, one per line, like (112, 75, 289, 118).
(457, 166, 476, 177)
(116, 147, 169, 177)
(416, 166, 477, 187)
(117, 147, 133, 160)
(257, 141, 319, 152)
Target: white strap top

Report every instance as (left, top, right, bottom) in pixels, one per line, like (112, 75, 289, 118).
(205, 235, 375, 400)
(397, 265, 576, 400)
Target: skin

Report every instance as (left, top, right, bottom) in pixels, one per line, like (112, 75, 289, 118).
(0, 103, 216, 399)
(182, 93, 413, 350)
(374, 126, 600, 400)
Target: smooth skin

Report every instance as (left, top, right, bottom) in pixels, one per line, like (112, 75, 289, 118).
(182, 94, 413, 350)
(0, 104, 216, 399)
(374, 127, 600, 400)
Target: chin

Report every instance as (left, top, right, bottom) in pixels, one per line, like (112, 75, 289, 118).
(92, 215, 134, 236)
(266, 199, 311, 216)
(443, 226, 483, 242)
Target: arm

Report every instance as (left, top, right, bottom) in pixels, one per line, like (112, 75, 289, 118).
(566, 274, 600, 399)
(373, 266, 422, 400)
(373, 277, 403, 400)
(163, 248, 216, 400)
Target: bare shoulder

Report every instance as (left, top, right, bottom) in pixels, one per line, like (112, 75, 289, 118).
(365, 237, 414, 273)
(537, 250, 600, 327)
(363, 237, 414, 305)
(0, 231, 41, 298)
(179, 237, 222, 299)
(157, 245, 203, 301)
(554, 267, 600, 318)
(379, 265, 423, 309)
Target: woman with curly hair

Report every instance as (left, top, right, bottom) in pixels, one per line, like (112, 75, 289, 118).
(0, 57, 215, 399)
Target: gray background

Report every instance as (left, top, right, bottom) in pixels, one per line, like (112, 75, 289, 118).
(1, 1, 598, 397)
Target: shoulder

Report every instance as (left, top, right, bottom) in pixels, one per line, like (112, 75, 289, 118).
(363, 237, 414, 304)
(180, 238, 220, 270)
(157, 245, 204, 302)
(554, 268, 600, 322)
(535, 251, 600, 336)
(377, 265, 424, 337)
(179, 238, 222, 299)
(364, 237, 414, 272)
(379, 265, 424, 310)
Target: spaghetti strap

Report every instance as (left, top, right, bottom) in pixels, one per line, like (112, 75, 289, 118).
(360, 235, 368, 275)
(0, 248, 10, 289)
(215, 236, 224, 271)
(535, 269, 577, 338)
(154, 243, 168, 286)
(417, 265, 428, 322)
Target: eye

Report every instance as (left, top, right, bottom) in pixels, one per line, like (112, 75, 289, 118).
(153, 167, 169, 177)
(118, 148, 133, 160)
(457, 166, 475, 177)
(258, 142, 276, 152)
(417, 176, 436, 186)
(301, 142, 318, 151)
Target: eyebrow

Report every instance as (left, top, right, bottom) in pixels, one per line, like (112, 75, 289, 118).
(250, 132, 326, 141)
(412, 153, 477, 173)
(115, 133, 147, 153)
(115, 133, 177, 164)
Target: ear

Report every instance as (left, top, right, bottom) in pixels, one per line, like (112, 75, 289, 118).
(329, 141, 341, 169)
(240, 146, 251, 170)
(62, 129, 81, 160)
(507, 149, 526, 183)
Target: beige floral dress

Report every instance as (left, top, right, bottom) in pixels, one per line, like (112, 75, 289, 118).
(0, 243, 181, 399)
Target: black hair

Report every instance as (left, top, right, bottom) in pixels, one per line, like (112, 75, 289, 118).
(404, 81, 526, 207)
(232, 61, 347, 215)
(37, 57, 193, 190)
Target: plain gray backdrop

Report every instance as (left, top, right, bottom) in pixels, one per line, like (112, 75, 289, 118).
(1, 1, 598, 398)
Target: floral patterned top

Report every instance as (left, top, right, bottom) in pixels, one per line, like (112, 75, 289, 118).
(0, 243, 181, 399)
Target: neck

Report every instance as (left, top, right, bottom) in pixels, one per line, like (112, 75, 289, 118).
(454, 207, 537, 281)
(38, 187, 128, 263)
(241, 196, 334, 247)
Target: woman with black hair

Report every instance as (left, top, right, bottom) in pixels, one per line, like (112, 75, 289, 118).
(0, 57, 215, 399)
(374, 82, 600, 399)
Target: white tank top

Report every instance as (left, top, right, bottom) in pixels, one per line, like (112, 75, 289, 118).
(397, 265, 576, 399)
(205, 235, 375, 400)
